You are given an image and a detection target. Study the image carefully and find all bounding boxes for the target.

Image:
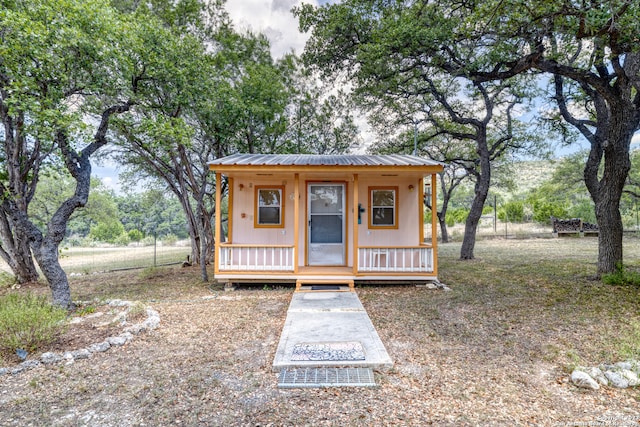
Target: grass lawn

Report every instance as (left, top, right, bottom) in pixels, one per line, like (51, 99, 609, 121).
(0, 237, 639, 426)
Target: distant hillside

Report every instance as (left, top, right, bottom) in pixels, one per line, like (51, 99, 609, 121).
(510, 160, 558, 195)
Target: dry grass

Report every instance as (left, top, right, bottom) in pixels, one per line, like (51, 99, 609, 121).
(0, 245, 191, 276)
(1, 238, 639, 426)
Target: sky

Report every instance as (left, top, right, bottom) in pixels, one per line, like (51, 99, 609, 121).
(94, 0, 640, 192)
(225, 0, 321, 59)
(94, 0, 320, 192)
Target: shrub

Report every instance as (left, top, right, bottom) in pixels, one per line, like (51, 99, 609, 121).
(602, 264, 640, 287)
(0, 293, 68, 359)
(64, 234, 83, 247)
(141, 236, 156, 246)
(446, 207, 469, 227)
(128, 229, 144, 242)
(162, 233, 178, 246)
(114, 232, 131, 247)
(531, 200, 568, 224)
(498, 201, 524, 223)
(482, 206, 494, 215)
(0, 271, 16, 289)
(89, 220, 125, 243)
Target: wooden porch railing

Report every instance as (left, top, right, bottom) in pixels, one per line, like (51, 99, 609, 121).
(218, 244, 295, 271)
(357, 246, 434, 273)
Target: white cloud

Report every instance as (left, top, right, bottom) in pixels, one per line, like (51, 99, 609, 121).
(92, 163, 123, 193)
(632, 131, 640, 149)
(226, 0, 319, 58)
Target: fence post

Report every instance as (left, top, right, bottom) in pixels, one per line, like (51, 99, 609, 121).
(494, 195, 497, 234)
(153, 233, 157, 267)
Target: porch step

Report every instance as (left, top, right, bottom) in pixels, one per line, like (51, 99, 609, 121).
(278, 367, 376, 388)
(295, 279, 354, 292)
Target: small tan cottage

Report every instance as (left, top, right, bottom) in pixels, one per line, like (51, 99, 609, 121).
(208, 154, 444, 288)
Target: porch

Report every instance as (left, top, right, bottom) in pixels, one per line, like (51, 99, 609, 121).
(216, 243, 436, 281)
(209, 154, 444, 286)
(218, 243, 434, 275)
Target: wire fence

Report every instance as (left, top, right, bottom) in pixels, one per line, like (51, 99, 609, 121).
(0, 241, 191, 277)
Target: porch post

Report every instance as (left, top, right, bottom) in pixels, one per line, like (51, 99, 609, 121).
(431, 173, 438, 276)
(294, 173, 299, 273)
(227, 177, 234, 243)
(352, 174, 359, 275)
(418, 177, 425, 244)
(214, 172, 222, 275)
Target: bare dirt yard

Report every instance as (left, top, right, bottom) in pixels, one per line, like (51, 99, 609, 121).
(1, 238, 639, 426)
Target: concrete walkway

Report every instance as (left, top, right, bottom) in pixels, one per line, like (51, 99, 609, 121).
(272, 291, 393, 372)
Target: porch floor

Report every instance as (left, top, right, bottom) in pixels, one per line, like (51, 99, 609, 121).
(216, 265, 438, 285)
(272, 290, 393, 372)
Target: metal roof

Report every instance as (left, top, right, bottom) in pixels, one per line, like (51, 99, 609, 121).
(208, 153, 444, 168)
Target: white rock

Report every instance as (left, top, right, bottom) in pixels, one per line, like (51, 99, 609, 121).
(124, 324, 146, 335)
(107, 336, 127, 346)
(142, 315, 160, 330)
(113, 312, 127, 324)
(18, 360, 41, 370)
(604, 370, 629, 388)
(70, 349, 91, 360)
(108, 299, 130, 307)
(620, 369, 639, 387)
(583, 366, 608, 386)
(615, 361, 633, 371)
(41, 352, 63, 365)
(62, 352, 75, 365)
(10, 366, 25, 375)
(83, 311, 105, 319)
(88, 341, 111, 353)
(0, 301, 160, 377)
(571, 370, 600, 390)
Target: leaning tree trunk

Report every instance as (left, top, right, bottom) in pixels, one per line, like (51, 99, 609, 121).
(460, 179, 489, 259)
(32, 237, 73, 308)
(177, 193, 202, 266)
(195, 205, 209, 283)
(437, 176, 452, 244)
(437, 212, 449, 243)
(3, 197, 77, 309)
(460, 142, 491, 260)
(0, 212, 39, 283)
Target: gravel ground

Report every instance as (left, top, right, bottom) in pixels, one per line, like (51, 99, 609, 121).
(1, 239, 639, 426)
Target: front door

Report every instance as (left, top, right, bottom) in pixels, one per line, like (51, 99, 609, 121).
(307, 183, 345, 266)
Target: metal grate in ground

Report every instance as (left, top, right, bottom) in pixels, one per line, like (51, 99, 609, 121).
(278, 367, 376, 388)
